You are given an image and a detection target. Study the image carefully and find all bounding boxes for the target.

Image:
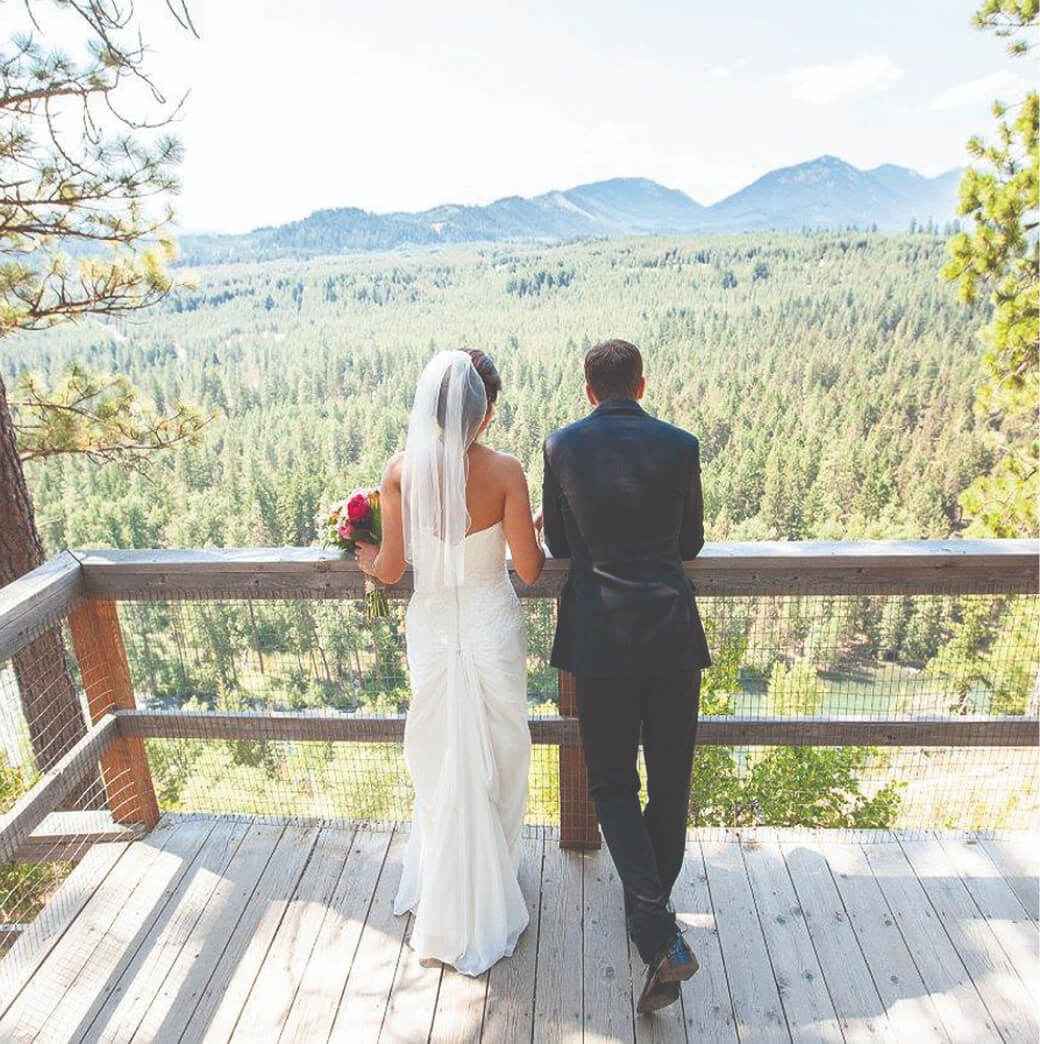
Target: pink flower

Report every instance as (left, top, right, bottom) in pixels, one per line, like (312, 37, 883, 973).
(337, 520, 354, 541)
(347, 492, 371, 523)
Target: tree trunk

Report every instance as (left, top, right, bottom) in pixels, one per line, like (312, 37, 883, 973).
(0, 374, 101, 808)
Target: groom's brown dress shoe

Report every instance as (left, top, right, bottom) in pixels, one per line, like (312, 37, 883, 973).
(636, 933, 699, 1014)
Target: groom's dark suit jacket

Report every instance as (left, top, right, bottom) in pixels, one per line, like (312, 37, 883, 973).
(542, 398, 712, 677)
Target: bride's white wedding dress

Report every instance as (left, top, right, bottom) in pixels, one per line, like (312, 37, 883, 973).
(394, 519, 532, 975)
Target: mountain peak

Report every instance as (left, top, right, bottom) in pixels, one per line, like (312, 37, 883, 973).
(179, 158, 962, 265)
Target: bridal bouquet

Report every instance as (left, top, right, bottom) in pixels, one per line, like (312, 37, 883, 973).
(319, 489, 389, 617)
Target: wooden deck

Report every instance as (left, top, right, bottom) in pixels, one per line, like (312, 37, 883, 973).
(0, 817, 1036, 1043)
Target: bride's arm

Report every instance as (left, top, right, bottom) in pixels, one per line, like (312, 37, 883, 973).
(357, 454, 407, 585)
(502, 456, 546, 586)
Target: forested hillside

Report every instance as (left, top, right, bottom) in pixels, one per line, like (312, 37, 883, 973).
(3, 231, 993, 554)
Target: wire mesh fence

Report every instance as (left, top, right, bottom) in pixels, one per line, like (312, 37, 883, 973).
(0, 568, 1036, 979)
(98, 585, 1039, 837)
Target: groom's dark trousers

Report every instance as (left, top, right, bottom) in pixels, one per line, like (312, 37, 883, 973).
(542, 397, 712, 966)
(575, 670, 700, 962)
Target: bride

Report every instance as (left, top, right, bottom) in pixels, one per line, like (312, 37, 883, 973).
(355, 348, 546, 976)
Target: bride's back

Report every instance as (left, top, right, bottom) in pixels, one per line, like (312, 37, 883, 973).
(462, 443, 513, 535)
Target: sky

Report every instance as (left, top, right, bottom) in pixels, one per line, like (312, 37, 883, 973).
(20, 0, 1034, 233)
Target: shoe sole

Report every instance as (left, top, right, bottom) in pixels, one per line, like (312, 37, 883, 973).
(657, 952, 699, 984)
(636, 981, 681, 1015)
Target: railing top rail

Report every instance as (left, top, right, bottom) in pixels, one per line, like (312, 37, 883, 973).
(70, 538, 1038, 600)
(0, 552, 84, 661)
(0, 538, 1035, 653)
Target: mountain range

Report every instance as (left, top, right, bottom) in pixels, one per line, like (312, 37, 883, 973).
(179, 155, 963, 265)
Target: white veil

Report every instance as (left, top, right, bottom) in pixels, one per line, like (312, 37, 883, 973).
(403, 351, 488, 593)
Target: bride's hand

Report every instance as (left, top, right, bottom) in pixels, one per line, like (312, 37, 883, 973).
(355, 541, 378, 576)
(532, 507, 544, 536)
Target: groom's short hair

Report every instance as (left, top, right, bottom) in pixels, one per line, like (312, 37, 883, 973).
(585, 339, 643, 400)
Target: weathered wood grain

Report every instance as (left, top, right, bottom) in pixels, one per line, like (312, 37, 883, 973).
(67, 599, 159, 830)
(229, 824, 356, 1042)
(128, 820, 287, 1043)
(862, 840, 998, 1042)
(113, 708, 1039, 748)
(0, 552, 83, 661)
(979, 836, 1039, 923)
(937, 837, 1039, 997)
(0, 816, 212, 1041)
(72, 538, 1039, 600)
(280, 829, 392, 1042)
(177, 822, 319, 1042)
(533, 842, 584, 1041)
(0, 839, 129, 1015)
(700, 839, 788, 1042)
(79, 817, 253, 1042)
(6, 810, 142, 865)
(741, 841, 843, 1041)
(897, 836, 1038, 1043)
(582, 844, 634, 1043)
(0, 715, 119, 864)
(672, 840, 739, 1044)
(819, 839, 951, 1043)
(482, 835, 544, 1043)
(781, 840, 896, 1043)
(327, 829, 409, 1043)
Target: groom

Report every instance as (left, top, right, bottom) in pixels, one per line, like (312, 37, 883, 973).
(540, 339, 711, 1014)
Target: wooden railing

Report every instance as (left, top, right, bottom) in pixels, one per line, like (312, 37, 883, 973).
(0, 539, 1037, 853)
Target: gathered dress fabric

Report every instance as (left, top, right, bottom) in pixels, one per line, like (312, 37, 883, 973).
(393, 520, 532, 976)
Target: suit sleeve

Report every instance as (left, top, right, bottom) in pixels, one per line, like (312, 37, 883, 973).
(679, 441, 705, 560)
(542, 442, 571, 559)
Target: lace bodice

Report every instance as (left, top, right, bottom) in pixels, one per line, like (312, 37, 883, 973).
(406, 519, 525, 659)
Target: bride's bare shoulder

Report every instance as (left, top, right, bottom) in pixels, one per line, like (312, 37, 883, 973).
(383, 452, 405, 487)
(474, 445, 523, 479)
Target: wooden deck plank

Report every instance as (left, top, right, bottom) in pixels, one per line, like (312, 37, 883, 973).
(898, 837, 1038, 1043)
(0, 817, 213, 1042)
(672, 840, 738, 1044)
(8, 824, 1037, 1044)
(378, 914, 442, 1044)
(228, 824, 356, 1042)
(327, 829, 409, 1043)
(178, 822, 319, 1042)
(741, 841, 843, 1042)
(532, 841, 583, 1042)
(979, 837, 1039, 923)
(128, 822, 289, 1043)
(820, 841, 950, 1043)
(781, 841, 896, 1044)
(77, 818, 252, 1042)
(279, 829, 391, 1042)
(862, 840, 999, 1043)
(939, 837, 1039, 994)
(701, 839, 788, 1042)
(481, 835, 544, 1044)
(581, 844, 634, 1043)
(429, 966, 488, 1044)
(0, 839, 129, 1013)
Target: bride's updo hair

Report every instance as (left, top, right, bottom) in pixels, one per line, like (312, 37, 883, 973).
(436, 348, 501, 438)
(461, 348, 501, 407)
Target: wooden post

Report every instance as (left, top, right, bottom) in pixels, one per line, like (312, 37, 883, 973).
(67, 599, 160, 830)
(557, 667, 600, 850)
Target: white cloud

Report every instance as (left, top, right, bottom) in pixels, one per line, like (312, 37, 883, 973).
(783, 55, 903, 105)
(708, 66, 732, 79)
(931, 70, 1031, 110)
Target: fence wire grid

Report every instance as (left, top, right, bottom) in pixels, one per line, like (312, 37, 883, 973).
(0, 579, 1036, 962)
